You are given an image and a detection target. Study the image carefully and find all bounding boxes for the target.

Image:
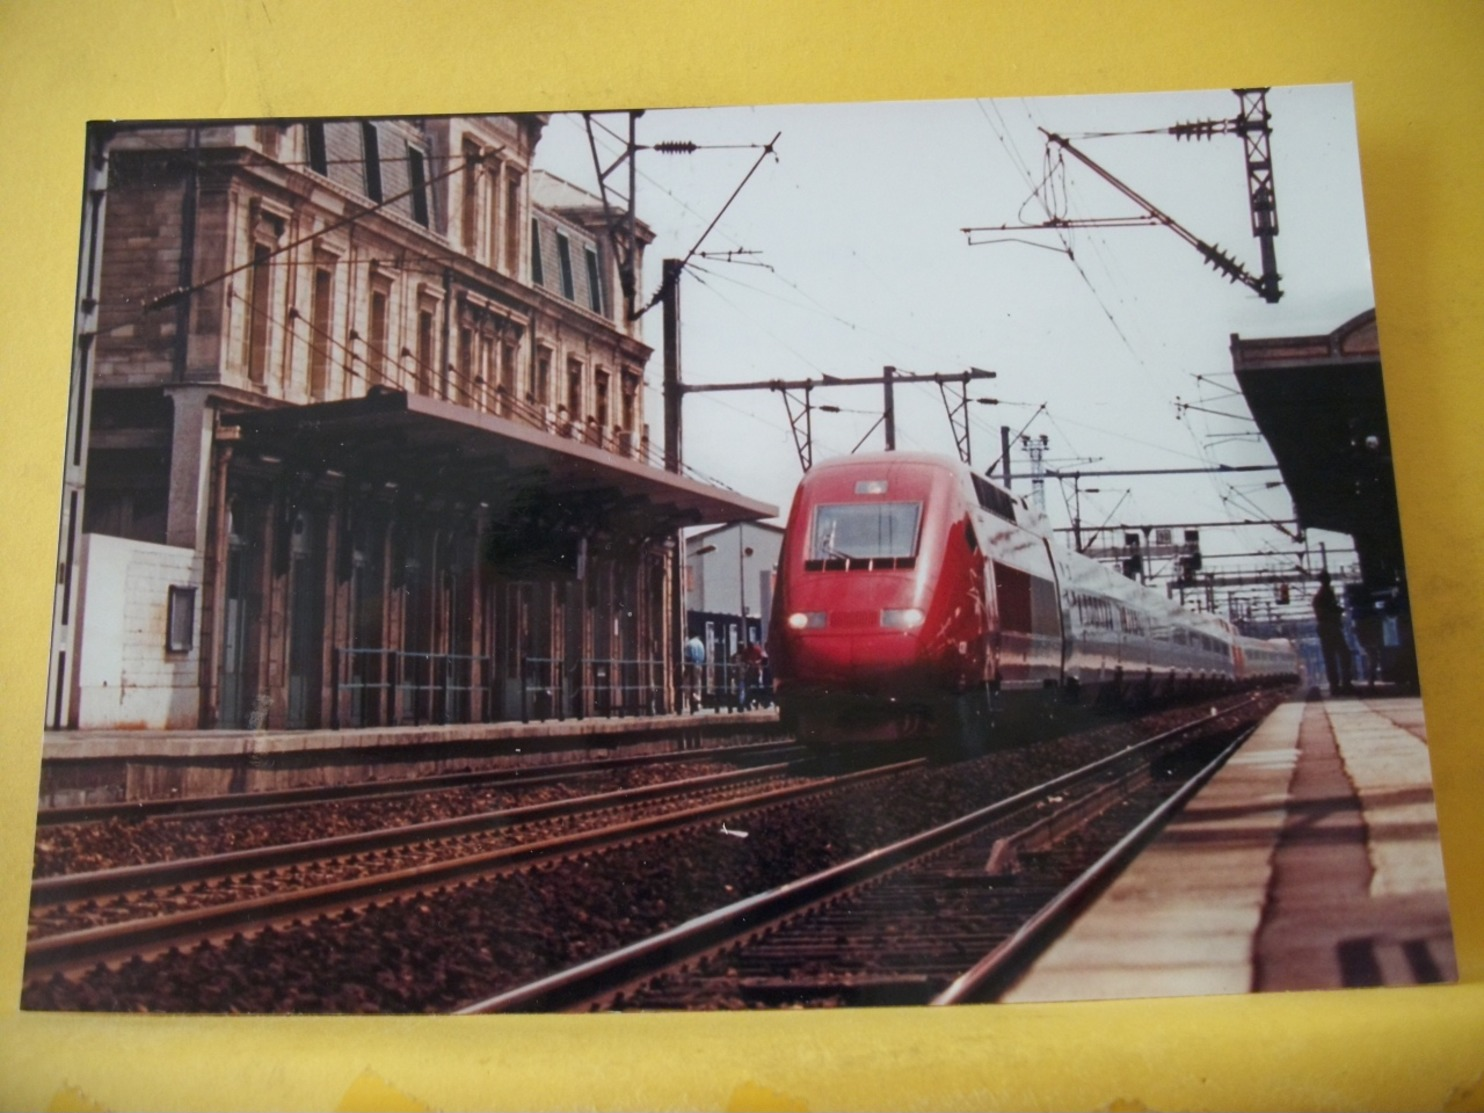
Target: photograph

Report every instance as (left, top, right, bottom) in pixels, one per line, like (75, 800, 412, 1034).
(23, 85, 1456, 1016)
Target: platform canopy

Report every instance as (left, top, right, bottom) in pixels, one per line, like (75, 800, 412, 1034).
(1231, 309, 1402, 588)
(222, 388, 777, 538)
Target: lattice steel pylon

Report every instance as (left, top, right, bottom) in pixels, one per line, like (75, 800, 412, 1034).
(1233, 89, 1280, 304)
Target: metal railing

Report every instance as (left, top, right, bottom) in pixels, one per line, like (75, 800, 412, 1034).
(333, 647, 490, 728)
(681, 661, 773, 714)
(331, 648, 772, 728)
(518, 656, 666, 722)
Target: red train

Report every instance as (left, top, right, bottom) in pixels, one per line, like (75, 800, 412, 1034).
(767, 452, 1298, 748)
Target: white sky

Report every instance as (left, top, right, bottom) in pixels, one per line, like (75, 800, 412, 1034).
(532, 85, 1378, 621)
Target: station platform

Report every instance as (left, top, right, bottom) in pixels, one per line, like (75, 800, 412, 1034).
(36, 707, 782, 808)
(1004, 694, 1457, 1001)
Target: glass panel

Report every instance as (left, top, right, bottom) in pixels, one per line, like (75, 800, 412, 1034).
(810, 502, 921, 560)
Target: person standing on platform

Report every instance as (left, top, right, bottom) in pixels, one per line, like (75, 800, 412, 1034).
(683, 634, 706, 711)
(1313, 571, 1351, 696)
(739, 640, 766, 710)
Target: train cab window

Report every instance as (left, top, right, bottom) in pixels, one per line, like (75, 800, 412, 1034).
(807, 502, 921, 570)
(971, 474, 1017, 523)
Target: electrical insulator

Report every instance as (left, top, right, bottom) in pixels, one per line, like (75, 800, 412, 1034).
(652, 141, 699, 154)
(1171, 119, 1225, 140)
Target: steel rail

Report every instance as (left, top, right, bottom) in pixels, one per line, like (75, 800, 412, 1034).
(456, 704, 1251, 1014)
(31, 760, 802, 905)
(930, 722, 1258, 1005)
(25, 759, 923, 979)
(37, 738, 800, 826)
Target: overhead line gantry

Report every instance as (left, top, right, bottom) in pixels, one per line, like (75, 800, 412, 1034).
(964, 88, 1282, 304)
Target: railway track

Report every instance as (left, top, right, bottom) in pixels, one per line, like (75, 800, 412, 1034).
(458, 703, 1263, 1012)
(25, 756, 913, 981)
(36, 737, 801, 828)
(24, 694, 1282, 1013)
(34, 742, 806, 888)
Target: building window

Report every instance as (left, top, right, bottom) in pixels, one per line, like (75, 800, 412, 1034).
(361, 122, 383, 202)
(417, 306, 436, 397)
(166, 585, 196, 653)
(584, 246, 604, 314)
(305, 122, 328, 175)
(457, 325, 474, 404)
(407, 145, 430, 227)
(479, 333, 495, 411)
(534, 346, 552, 409)
(530, 218, 544, 286)
(308, 265, 334, 399)
(556, 232, 575, 300)
(595, 369, 610, 433)
(367, 284, 389, 387)
(500, 342, 517, 416)
(567, 357, 583, 419)
(504, 171, 522, 276)
(246, 243, 273, 385)
(621, 370, 639, 432)
(484, 159, 502, 267)
(461, 139, 481, 255)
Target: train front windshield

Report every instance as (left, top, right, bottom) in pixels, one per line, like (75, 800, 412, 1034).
(810, 502, 922, 560)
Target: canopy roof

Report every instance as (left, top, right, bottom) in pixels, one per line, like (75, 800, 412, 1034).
(1232, 309, 1403, 586)
(223, 389, 777, 537)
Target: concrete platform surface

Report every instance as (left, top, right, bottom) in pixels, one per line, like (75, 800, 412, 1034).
(1004, 696, 1456, 1003)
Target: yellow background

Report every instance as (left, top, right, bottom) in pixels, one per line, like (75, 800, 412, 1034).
(1, 2, 1481, 1108)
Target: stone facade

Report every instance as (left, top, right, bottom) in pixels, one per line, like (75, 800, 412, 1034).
(47, 116, 763, 732)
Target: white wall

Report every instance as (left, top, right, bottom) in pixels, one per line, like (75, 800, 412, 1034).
(685, 522, 783, 637)
(73, 533, 204, 729)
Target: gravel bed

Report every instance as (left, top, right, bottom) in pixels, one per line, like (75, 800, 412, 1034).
(28, 771, 816, 937)
(626, 728, 1255, 1009)
(32, 761, 746, 878)
(24, 696, 1283, 1013)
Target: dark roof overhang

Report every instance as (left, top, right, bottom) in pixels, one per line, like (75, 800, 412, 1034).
(1232, 309, 1403, 585)
(221, 388, 776, 535)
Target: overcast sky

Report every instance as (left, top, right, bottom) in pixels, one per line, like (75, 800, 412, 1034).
(532, 85, 1377, 615)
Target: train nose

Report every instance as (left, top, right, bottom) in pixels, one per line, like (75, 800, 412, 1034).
(847, 631, 928, 680)
(780, 618, 930, 688)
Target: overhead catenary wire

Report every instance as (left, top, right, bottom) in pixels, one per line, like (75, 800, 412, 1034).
(635, 132, 781, 319)
(973, 98, 1144, 362)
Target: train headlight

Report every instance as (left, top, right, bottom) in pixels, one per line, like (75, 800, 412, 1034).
(881, 607, 925, 630)
(787, 611, 827, 630)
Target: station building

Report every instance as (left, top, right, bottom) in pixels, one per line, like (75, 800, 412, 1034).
(47, 116, 773, 733)
(684, 521, 784, 659)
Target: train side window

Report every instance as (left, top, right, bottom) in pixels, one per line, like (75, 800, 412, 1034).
(1029, 575, 1060, 638)
(993, 561, 1033, 633)
(965, 520, 979, 552)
